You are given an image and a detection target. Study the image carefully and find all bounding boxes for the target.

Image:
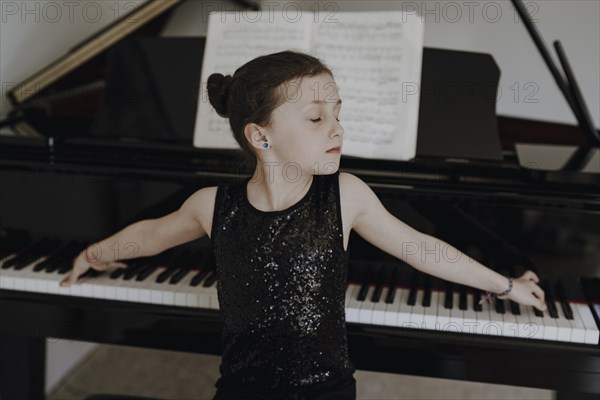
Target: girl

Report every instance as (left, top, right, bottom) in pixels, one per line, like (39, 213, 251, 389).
(61, 50, 547, 400)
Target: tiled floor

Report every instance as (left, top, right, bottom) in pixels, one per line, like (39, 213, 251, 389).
(48, 344, 555, 400)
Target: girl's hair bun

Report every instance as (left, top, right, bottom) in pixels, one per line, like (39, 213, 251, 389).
(207, 73, 234, 118)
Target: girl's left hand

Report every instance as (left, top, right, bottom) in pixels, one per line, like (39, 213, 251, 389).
(497, 270, 547, 312)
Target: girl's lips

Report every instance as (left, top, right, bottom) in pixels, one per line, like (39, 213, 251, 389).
(327, 147, 341, 153)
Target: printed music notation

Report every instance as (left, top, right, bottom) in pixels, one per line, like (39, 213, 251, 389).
(193, 10, 424, 161)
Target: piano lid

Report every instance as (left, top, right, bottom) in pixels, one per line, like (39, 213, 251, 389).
(2, 0, 258, 145)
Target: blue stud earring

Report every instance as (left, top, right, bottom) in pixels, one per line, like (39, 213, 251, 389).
(263, 143, 269, 148)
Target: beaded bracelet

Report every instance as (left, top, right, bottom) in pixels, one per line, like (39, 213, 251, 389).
(478, 276, 513, 305)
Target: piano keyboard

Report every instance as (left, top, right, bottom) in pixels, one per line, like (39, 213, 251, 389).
(1, 239, 598, 345)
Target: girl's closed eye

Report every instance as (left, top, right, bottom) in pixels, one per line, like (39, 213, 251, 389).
(310, 117, 341, 123)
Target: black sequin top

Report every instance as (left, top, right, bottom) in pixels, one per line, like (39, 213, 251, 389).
(210, 171, 356, 395)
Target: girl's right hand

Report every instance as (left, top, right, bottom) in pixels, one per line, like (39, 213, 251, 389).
(60, 252, 127, 287)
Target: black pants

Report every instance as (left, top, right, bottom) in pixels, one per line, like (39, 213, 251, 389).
(213, 374, 356, 400)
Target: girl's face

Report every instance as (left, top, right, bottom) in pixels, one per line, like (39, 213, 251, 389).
(265, 73, 344, 176)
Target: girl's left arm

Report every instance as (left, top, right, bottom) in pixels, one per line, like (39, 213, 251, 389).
(341, 172, 547, 312)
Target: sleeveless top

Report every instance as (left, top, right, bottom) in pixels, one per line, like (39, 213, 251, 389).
(210, 171, 356, 395)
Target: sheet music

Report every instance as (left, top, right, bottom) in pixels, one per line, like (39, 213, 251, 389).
(311, 12, 424, 160)
(193, 10, 424, 161)
(193, 12, 312, 149)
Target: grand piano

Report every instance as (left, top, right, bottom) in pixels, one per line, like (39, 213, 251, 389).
(1, 0, 599, 399)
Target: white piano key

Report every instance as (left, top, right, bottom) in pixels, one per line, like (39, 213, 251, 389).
(187, 274, 219, 310)
(409, 289, 426, 329)
(514, 303, 533, 339)
(553, 301, 573, 342)
(167, 272, 195, 307)
(462, 294, 479, 335)
(525, 306, 545, 340)
(383, 287, 402, 326)
(396, 288, 412, 328)
(42, 270, 69, 295)
(344, 282, 355, 306)
(125, 277, 141, 303)
(371, 287, 389, 326)
(207, 284, 219, 309)
(561, 303, 586, 344)
(142, 268, 168, 305)
(479, 298, 504, 336)
(12, 260, 47, 292)
(109, 274, 131, 302)
(345, 284, 361, 322)
(358, 286, 376, 324)
(196, 279, 215, 309)
(541, 307, 558, 341)
(573, 304, 600, 344)
(422, 291, 438, 330)
(446, 292, 462, 333)
(436, 290, 452, 332)
(502, 300, 520, 338)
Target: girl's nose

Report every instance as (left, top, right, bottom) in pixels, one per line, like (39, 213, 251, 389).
(332, 121, 344, 137)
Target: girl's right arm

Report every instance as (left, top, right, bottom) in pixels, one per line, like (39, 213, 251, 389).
(60, 186, 214, 287)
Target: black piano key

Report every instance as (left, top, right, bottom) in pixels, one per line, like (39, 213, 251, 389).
(136, 263, 159, 281)
(422, 275, 432, 307)
(406, 269, 419, 306)
(168, 250, 196, 284)
(56, 242, 88, 274)
(168, 250, 193, 284)
(554, 280, 574, 320)
(547, 301, 559, 319)
(203, 270, 217, 287)
(371, 264, 385, 302)
(444, 281, 453, 309)
(190, 269, 210, 287)
(540, 278, 559, 318)
(3, 238, 51, 270)
(458, 284, 467, 310)
(509, 300, 520, 315)
(110, 267, 126, 279)
(33, 240, 74, 272)
(169, 268, 191, 284)
(146, 252, 176, 282)
(15, 238, 61, 270)
(122, 259, 149, 280)
(0, 236, 26, 260)
(533, 307, 543, 317)
(79, 268, 104, 279)
(1, 238, 42, 269)
(357, 264, 373, 302)
(473, 291, 482, 312)
(156, 267, 177, 283)
(384, 266, 400, 304)
(135, 251, 172, 281)
(495, 298, 506, 314)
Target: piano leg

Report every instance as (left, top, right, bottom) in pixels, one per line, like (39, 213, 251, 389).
(0, 334, 45, 400)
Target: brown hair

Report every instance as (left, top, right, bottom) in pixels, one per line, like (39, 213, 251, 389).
(206, 50, 334, 171)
